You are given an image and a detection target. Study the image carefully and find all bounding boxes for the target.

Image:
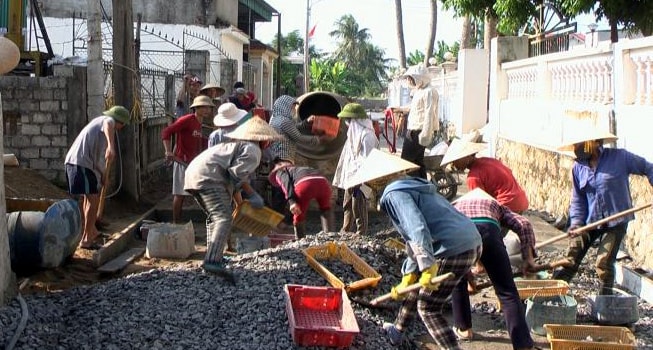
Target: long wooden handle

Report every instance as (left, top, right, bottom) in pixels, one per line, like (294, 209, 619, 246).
(535, 203, 652, 249)
(96, 159, 113, 220)
(370, 272, 455, 305)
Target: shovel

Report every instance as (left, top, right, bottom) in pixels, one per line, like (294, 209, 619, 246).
(370, 272, 455, 305)
(96, 159, 112, 221)
(535, 203, 652, 249)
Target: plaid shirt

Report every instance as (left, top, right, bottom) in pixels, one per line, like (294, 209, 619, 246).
(453, 198, 536, 260)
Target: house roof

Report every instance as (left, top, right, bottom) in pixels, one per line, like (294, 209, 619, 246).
(238, 0, 277, 22)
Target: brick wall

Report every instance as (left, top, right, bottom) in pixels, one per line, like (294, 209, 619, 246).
(0, 66, 87, 187)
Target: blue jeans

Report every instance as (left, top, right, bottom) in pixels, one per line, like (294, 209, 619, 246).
(451, 222, 534, 349)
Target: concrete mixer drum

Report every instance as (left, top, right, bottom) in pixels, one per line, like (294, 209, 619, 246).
(295, 92, 348, 161)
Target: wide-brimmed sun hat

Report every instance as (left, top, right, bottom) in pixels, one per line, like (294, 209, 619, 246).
(226, 116, 282, 142)
(557, 127, 618, 152)
(213, 102, 248, 127)
(103, 105, 131, 125)
(452, 188, 495, 205)
(337, 103, 368, 119)
(440, 139, 488, 167)
(346, 149, 419, 189)
(200, 83, 226, 97)
(189, 95, 215, 109)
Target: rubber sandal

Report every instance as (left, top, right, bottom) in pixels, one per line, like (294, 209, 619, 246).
(453, 327, 474, 341)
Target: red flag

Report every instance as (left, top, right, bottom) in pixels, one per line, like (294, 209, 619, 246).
(308, 24, 317, 38)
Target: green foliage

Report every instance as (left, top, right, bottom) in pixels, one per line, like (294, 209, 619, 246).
(406, 41, 460, 66)
(407, 50, 426, 66)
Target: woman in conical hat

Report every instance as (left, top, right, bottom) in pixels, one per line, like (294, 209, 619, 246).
(354, 151, 482, 349)
(441, 138, 529, 214)
(553, 126, 653, 296)
(184, 117, 281, 281)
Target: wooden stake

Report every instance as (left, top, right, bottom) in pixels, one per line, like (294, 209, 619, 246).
(97, 159, 112, 221)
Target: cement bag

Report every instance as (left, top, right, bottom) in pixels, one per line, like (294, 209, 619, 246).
(504, 231, 523, 271)
(145, 221, 195, 259)
(40, 199, 82, 268)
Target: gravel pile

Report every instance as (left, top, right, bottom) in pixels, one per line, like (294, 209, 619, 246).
(2, 215, 653, 349)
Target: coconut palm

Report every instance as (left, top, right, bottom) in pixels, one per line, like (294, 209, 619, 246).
(424, 0, 438, 66)
(329, 14, 371, 66)
(394, 0, 407, 69)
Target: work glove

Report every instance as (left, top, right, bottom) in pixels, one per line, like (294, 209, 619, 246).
(245, 192, 265, 209)
(391, 273, 418, 300)
(418, 264, 440, 291)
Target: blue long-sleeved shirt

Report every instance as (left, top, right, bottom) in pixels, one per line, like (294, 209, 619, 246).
(380, 177, 482, 275)
(570, 147, 653, 228)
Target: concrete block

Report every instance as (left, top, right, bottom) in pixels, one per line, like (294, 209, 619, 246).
(52, 112, 67, 123)
(1, 89, 13, 99)
(53, 65, 75, 77)
(32, 136, 51, 147)
(40, 147, 61, 159)
(34, 89, 54, 100)
(61, 101, 68, 111)
(21, 148, 40, 159)
(53, 89, 67, 100)
(51, 136, 68, 147)
(40, 101, 60, 112)
(0, 76, 19, 88)
(32, 112, 53, 124)
(17, 77, 38, 89)
(42, 125, 61, 136)
(24, 101, 41, 111)
(49, 159, 64, 170)
(40, 77, 66, 89)
(615, 262, 653, 304)
(13, 89, 33, 100)
(11, 136, 32, 148)
(29, 158, 49, 170)
(21, 124, 41, 135)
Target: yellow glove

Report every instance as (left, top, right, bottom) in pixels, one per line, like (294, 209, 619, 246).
(419, 264, 440, 291)
(391, 273, 418, 300)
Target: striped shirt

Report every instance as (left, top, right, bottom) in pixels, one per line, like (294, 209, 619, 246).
(453, 197, 536, 260)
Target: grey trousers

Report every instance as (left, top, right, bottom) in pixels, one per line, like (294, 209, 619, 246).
(189, 187, 233, 265)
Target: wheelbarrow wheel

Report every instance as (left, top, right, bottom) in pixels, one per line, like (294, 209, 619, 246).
(428, 171, 458, 201)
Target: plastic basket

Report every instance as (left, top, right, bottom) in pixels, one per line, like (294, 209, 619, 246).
(268, 233, 296, 248)
(232, 201, 284, 237)
(311, 116, 340, 138)
(284, 284, 359, 347)
(383, 238, 406, 251)
(515, 279, 570, 300)
(544, 324, 636, 350)
(525, 294, 577, 336)
(303, 242, 382, 292)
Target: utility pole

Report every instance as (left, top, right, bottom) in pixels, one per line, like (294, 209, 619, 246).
(112, 0, 140, 201)
(87, 0, 104, 120)
(304, 0, 310, 93)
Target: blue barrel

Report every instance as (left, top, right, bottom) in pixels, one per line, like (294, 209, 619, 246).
(6, 211, 44, 276)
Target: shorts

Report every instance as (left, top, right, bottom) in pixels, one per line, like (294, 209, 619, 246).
(172, 161, 190, 196)
(66, 164, 100, 195)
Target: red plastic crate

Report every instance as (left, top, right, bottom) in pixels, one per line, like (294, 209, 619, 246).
(268, 233, 295, 248)
(284, 284, 360, 348)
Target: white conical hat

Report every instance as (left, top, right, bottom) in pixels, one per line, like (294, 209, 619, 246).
(557, 127, 617, 152)
(452, 188, 495, 205)
(225, 116, 282, 142)
(440, 139, 488, 166)
(0, 37, 20, 75)
(345, 149, 419, 189)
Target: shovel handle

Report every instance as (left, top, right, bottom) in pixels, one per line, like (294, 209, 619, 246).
(97, 159, 112, 220)
(535, 203, 652, 249)
(370, 272, 455, 305)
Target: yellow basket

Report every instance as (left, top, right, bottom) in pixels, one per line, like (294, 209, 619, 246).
(515, 279, 570, 300)
(303, 242, 382, 292)
(544, 324, 636, 350)
(232, 201, 284, 237)
(383, 238, 406, 251)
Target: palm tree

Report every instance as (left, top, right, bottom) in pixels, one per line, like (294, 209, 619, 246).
(460, 16, 472, 49)
(424, 0, 438, 66)
(329, 14, 371, 66)
(394, 0, 407, 69)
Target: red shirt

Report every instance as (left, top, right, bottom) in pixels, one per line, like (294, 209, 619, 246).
(466, 157, 529, 213)
(161, 114, 203, 163)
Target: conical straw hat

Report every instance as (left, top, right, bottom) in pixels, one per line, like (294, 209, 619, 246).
(345, 149, 419, 189)
(440, 139, 488, 166)
(225, 116, 282, 142)
(452, 188, 495, 205)
(0, 37, 20, 75)
(557, 127, 617, 152)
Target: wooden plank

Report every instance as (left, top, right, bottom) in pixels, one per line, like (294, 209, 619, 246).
(97, 247, 145, 273)
(92, 207, 157, 267)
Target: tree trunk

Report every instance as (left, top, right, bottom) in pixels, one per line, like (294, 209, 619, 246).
(394, 0, 407, 69)
(460, 16, 472, 49)
(424, 0, 438, 66)
(610, 18, 619, 43)
(483, 10, 498, 52)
